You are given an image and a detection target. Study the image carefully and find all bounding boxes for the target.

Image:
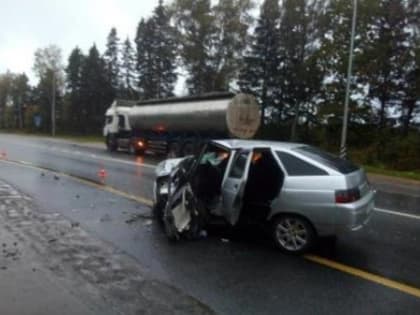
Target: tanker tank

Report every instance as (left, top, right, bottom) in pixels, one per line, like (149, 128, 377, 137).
(128, 93, 261, 139)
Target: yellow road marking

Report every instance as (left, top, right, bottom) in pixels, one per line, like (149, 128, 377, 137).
(304, 254, 420, 299)
(2, 158, 420, 299)
(0, 159, 153, 206)
(374, 207, 420, 221)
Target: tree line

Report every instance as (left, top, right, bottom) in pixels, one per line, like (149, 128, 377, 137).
(0, 0, 419, 169)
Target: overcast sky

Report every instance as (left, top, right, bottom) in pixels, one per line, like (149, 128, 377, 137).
(0, 0, 157, 84)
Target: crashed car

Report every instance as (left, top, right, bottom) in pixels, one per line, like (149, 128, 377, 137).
(153, 140, 375, 254)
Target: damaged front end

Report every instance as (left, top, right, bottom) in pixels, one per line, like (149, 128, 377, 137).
(154, 156, 208, 240)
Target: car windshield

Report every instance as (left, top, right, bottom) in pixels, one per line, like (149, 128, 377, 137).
(294, 146, 359, 174)
(198, 143, 230, 166)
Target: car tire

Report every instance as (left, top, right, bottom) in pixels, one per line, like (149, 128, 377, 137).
(271, 214, 316, 255)
(153, 178, 168, 223)
(153, 197, 166, 224)
(163, 210, 179, 241)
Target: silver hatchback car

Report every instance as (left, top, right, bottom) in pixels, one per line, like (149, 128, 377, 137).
(153, 140, 375, 254)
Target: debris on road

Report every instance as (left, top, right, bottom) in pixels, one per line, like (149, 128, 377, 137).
(100, 214, 112, 222)
(143, 219, 153, 227)
(125, 212, 153, 224)
(53, 175, 60, 180)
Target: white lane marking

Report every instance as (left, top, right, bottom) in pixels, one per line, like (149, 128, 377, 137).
(1, 139, 157, 169)
(374, 207, 420, 221)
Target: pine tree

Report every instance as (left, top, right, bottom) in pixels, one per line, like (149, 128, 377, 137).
(104, 27, 121, 98)
(10, 73, 30, 129)
(400, 0, 420, 134)
(65, 47, 85, 130)
(212, 0, 254, 91)
(80, 45, 113, 133)
(135, 18, 157, 99)
(135, 1, 178, 99)
(360, 0, 412, 129)
(278, 0, 324, 140)
(238, 0, 282, 128)
(121, 37, 137, 99)
(150, 0, 177, 98)
(316, 0, 375, 133)
(172, 0, 215, 94)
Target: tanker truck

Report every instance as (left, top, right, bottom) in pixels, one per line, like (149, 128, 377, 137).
(103, 92, 261, 157)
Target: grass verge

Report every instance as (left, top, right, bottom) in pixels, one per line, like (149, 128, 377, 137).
(0, 131, 103, 143)
(364, 165, 420, 183)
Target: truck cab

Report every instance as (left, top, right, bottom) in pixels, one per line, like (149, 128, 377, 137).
(103, 108, 131, 136)
(103, 100, 145, 154)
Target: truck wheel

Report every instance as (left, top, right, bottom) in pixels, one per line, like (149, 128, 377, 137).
(167, 142, 180, 158)
(106, 135, 117, 152)
(128, 143, 136, 155)
(136, 149, 145, 156)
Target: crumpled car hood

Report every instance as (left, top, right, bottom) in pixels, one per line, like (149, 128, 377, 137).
(155, 157, 188, 177)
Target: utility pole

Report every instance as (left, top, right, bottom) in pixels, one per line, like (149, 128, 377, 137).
(51, 70, 56, 137)
(340, 0, 357, 159)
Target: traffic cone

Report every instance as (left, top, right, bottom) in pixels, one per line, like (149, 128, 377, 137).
(97, 165, 108, 184)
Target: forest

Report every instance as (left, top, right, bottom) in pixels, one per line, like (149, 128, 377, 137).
(0, 0, 419, 171)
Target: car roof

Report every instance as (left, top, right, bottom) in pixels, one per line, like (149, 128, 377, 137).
(212, 139, 305, 151)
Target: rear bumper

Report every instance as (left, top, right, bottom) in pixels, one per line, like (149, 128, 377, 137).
(334, 189, 375, 233)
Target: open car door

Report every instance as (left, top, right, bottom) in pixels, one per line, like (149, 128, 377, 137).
(221, 150, 252, 225)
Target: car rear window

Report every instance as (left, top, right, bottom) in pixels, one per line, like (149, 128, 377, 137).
(294, 146, 359, 174)
(276, 151, 328, 176)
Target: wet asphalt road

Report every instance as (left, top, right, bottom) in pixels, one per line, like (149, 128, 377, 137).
(0, 133, 419, 314)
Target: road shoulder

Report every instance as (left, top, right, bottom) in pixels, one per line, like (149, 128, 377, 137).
(0, 180, 214, 315)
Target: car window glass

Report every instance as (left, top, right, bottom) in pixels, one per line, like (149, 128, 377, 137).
(228, 152, 248, 179)
(294, 146, 359, 174)
(276, 151, 328, 176)
(118, 115, 125, 129)
(199, 144, 230, 166)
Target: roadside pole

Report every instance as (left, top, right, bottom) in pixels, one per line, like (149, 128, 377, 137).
(340, 0, 357, 159)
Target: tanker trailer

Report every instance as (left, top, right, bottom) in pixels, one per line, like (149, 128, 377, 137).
(103, 92, 260, 157)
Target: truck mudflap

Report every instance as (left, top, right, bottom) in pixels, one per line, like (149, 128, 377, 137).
(162, 183, 209, 241)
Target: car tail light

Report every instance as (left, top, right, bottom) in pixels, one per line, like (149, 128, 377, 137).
(335, 188, 360, 203)
(137, 140, 145, 148)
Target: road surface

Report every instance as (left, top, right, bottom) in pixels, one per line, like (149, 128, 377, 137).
(0, 133, 419, 314)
